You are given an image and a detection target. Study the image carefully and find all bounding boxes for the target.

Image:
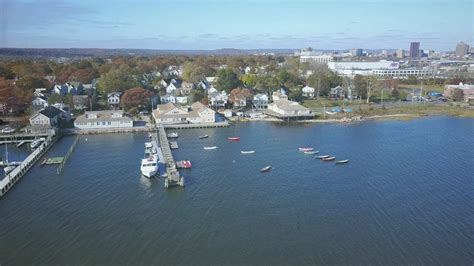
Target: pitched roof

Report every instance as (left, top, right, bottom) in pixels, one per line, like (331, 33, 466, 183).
(273, 99, 309, 112)
(39, 106, 62, 118)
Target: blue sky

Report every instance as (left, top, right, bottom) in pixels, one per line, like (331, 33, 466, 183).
(0, 0, 472, 50)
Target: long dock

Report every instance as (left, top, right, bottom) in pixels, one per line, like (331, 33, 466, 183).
(163, 121, 229, 129)
(0, 133, 57, 198)
(156, 124, 184, 188)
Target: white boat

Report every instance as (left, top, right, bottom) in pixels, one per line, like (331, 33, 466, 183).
(303, 150, 318, 155)
(167, 132, 178, 138)
(30, 138, 46, 149)
(140, 155, 159, 178)
(4, 165, 16, 175)
(145, 142, 153, 149)
(260, 165, 272, 172)
(204, 146, 217, 150)
(298, 147, 314, 152)
(241, 150, 255, 154)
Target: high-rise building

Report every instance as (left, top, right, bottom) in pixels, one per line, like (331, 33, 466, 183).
(409, 42, 420, 58)
(396, 49, 405, 58)
(350, 48, 363, 57)
(456, 42, 469, 57)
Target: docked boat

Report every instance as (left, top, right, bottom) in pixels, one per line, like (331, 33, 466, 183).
(140, 155, 159, 178)
(303, 150, 318, 155)
(204, 146, 217, 150)
(167, 132, 178, 138)
(335, 160, 349, 164)
(322, 156, 336, 161)
(145, 142, 153, 149)
(298, 147, 314, 152)
(260, 165, 272, 172)
(316, 155, 330, 159)
(199, 135, 209, 139)
(176, 160, 192, 169)
(4, 165, 16, 175)
(30, 138, 45, 149)
(148, 132, 153, 139)
(241, 150, 255, 154)
(228, 137, 240, 141)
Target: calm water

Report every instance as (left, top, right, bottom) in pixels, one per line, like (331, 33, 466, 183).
(0, 117, 473, 265)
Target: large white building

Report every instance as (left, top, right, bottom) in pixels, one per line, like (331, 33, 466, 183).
(152, 102, 216, 124)
(328, 60, 432, 78)
(74, 111, 133, 129)
(300, 54, 334, 64)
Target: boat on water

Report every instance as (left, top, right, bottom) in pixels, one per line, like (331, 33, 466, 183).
(145, 142, 153, 149)
(304, 150, 318, 155)
(140, 155, 159, 178)
(148, 132, 153, 139)
(298, 147, 314, 152)
(4, 165, 16, 175)
(167, 132, 178, 138)
(176, 160, 192, 169)
(241, 150, 255, 154)
(204, 146, 217, 150)
(228, 137, 240, 141)
(335, 159, 349, 164)
(199, 135, 209, 139)
(260, 165, 272, 172)
(316, 155, 330, 159)
(30, 138, 46, 149)
(322, 156, 336, 161)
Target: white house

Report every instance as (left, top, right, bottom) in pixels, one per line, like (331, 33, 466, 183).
(302, 85, 315, 98)
(253, 93, 269, 108)
(29, 106, 62, 128)
(272, 91, 288, 102)
(176, 96, 188, 104)
(152, 102, 216, 124)
(74, 111, 133, 129)
(32, 97, 49, 109)
(179, 82, 194, 95)
(161, 94, 176, 104)
(166, 79, 182, 94)
(107, 92, 121, 108)
(267, 98, 312, 117)
(208, 90, 228, 108)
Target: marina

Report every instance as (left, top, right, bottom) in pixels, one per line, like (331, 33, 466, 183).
(156, 124, 184, 188)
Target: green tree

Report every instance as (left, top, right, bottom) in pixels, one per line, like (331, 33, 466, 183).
(189, 87, 208, 104)
(452, 88, 464, 101)
(215, 69, 241, 93)
(97, 65, 140, 95)
(240, 74, 257, 88)
(353, 74, 367, 99)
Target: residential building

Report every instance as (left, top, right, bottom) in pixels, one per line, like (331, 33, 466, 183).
(229, 88, 254, 108)
(302, 85, 315, 98)
(179, 82, 194, 95)
(410, 42, 420, 58)
(107, 92, 121, 108)
(330, 86, 344, 99)
(161, 94, 176, 104)
(272, 91, 287, 101)
(176, 96, 188, 105)
(455, 42, 470, 57)
(32, 97, 49, 110)
(253, 93, 269, 108)
(29, 106, 62, 128)
(73, 95, 91, 110)
(152, 102, 216, 124)
(166, 79, 181, 94)
(266, 98, 312, 117)
(53, 84, 69, 95)
(208, 89, 228, 108)
(74, 111, 133, 129)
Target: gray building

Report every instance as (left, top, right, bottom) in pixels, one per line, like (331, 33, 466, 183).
(410, 42, 420, 58)
(350, 48, 363, 57)
(455, 42, 470, 57)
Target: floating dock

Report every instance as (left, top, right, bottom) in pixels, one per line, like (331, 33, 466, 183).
(156, 124, 184, 188)
(169, 141, 178, 149)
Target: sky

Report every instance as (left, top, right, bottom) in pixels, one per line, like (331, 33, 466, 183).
(0, 0, 472, 50)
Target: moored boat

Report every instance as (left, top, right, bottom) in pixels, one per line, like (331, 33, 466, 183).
(204, 146, 217, 150)
(298, 147, 314, 152)
(199, 135, 209, 139)
(241, 150, 255, 154)
(30, 138, 45, 149)
(176, 160, 192, 169)
(140, 155, 158, 178)
(260, 165, 272, 172)
(316, 155, 330, 159)
(335, 159, 349, 164)
(322, 156, 336, 161)
(303, 150, 318, 155)
(167, 132, 178, 138)
(228, 137, 240, 141)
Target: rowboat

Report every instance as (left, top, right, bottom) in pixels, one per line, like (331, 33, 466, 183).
(316, 155, 330, 159)
(298, 147, 314, 152)
(303, 150, 318, 155)
(260, 165, 272, 172)
(322, 156, 336, 161)
(204, 146, 217, 150)
(335, 160, 349, 164)
(199, 135, 209, 139)
(228, 137, 240, 141)
(241, 150, 255, 154)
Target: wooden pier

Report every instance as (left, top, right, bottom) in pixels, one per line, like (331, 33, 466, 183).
(156, 124, 184, 188)
(0, 133, 57, 198)
(162, 121, 229, 129)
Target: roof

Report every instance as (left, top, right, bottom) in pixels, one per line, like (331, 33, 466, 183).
(75, 112, 132, 123)
(39, 106, 62, 118)
(272, 99, 310, 112)
(302, 85, 315, 92)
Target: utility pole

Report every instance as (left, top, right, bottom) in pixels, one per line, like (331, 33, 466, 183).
(381, 89, 384, 106)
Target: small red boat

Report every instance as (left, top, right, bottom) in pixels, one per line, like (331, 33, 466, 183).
(228, 137, 240, 141)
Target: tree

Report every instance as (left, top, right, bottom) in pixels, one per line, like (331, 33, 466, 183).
(97, 65, 141, 95)
(288, 87, 303, 102)
(353, 74, 367, 99)
(452, 88, 464, 101)
(391, 88, 400, 99)
(228, 88, 253, 105)
(16, 76, 50, 91)
(365, 76, 379, 104)
(121, 87, 154, 111)
(0, 65, 15, 79)
(189, 87, 208, 104)
(215, 69, 241, 93)
(240, 74, 257, 88)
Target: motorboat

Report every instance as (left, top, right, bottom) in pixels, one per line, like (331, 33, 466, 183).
(199, 135, 209, 139)
(145, 142, 153, 149)
(322, 156, 336, 161)
(167, 132, 178, 138)
(298, 147, 314, 152)
(30, 138, 45, 149)
(176, 160, 192, 169)
(335, 160, 349, 164)
(228, 137, 240, 141)
(303, 150, 318, 155)
(204, 146, 217, 150)
(260, 165, 272, 172)
(1, 127, 15, 134)
(316, 155, 330, 159)
(140, 155, 159, 178)
(241, 150, 255, 154)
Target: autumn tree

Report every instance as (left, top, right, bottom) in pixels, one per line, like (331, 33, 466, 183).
(452, 88, 464, 101)
(121, 87, 154, 111)
(98, 65, 141, 95)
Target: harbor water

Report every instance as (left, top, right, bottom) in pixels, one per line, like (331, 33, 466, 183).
(0, 116, 472, 264)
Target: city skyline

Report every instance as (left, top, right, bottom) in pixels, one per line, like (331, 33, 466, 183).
(0, 0, 472, 50)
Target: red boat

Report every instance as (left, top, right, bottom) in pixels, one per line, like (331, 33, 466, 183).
(176, 160, 192, 169)
(228, 137, 240, 141)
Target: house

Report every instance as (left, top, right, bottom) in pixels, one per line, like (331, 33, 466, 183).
(166, 79, 181, 94)
(229, 88, 254, 108)
(152, 102, 216, 124)
(302, 85, 315, 98)
(159, 79, 168, 88)
(208, 90, 228, 108)
(53, 84, 69, 95)
(161, 94, 176, 104)
(267, 98, 312, 117)
(32, 96, 49, 110)
(107, 92, 121, 108)
(272, 90, 288, 102)
(253, 93, 269, 108)
(33, 88, 47, 98)
(67, 81, 84, 95)
(74, 111, 133, 129)
(73, 95, 91, 110)
(29, 106, 63, 128)
(176, 96, 188, 105)
(330, 86, 344, 99)
(198, 80, 211, 90)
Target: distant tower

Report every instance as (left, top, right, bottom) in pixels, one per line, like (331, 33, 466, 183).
(455, 42, 469, 57)
(409, 42, 420, 58)
(350, 48, 363, 57)
(396, 48, 405, 58)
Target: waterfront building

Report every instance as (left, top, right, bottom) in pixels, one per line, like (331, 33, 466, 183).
(302, 85, 315, 98)
(444, 83, 474, 101)
(266, 98, 312, 118)
(32, 96, 49, 110)
(161, 94, 177, 104)
(152, 102, 216, 124)
(455, 42, 470, 57)
(29, 106, 62, 128)
(208, 88, 228, 108)
(330, 86, 344, 99)
(253, 93, 269, 108)
(74, 111, 133, 129)
(410, 42, 420, 58)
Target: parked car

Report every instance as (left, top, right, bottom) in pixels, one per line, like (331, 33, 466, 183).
(1, 127, 15, 134)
